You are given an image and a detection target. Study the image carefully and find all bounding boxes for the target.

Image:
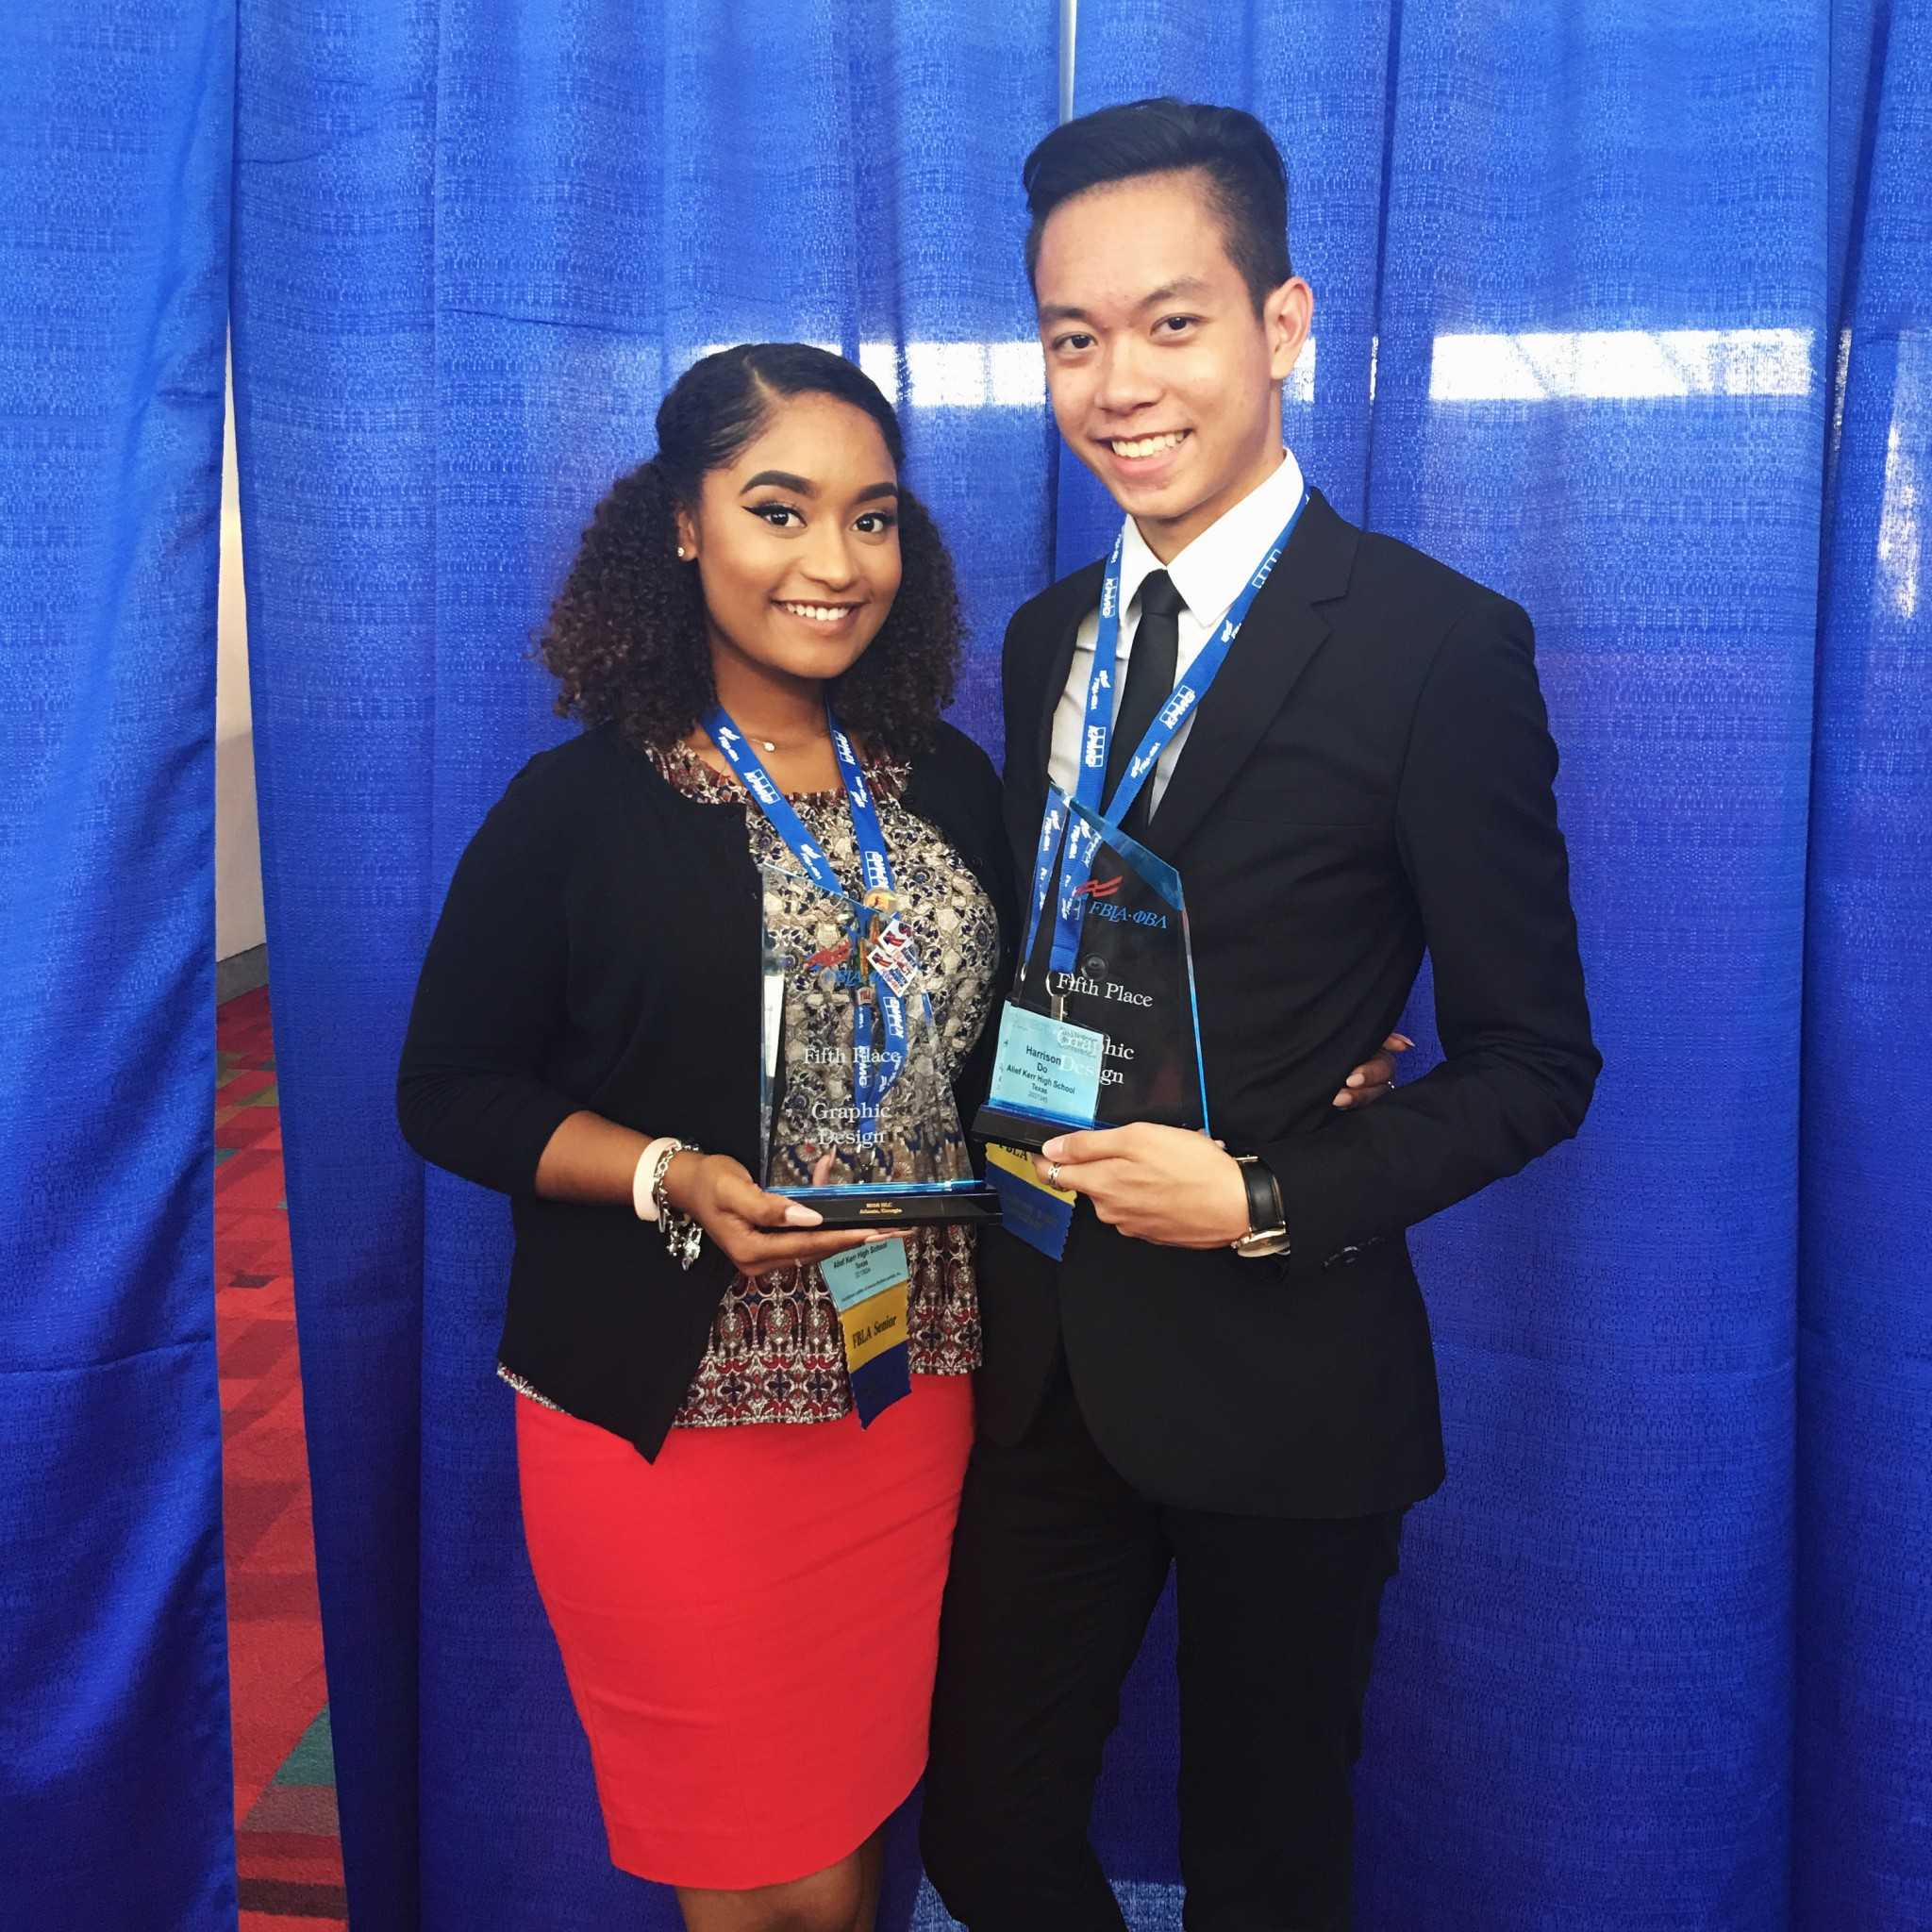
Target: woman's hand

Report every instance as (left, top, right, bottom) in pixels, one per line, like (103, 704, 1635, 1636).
(1333, 1033, 1412, 1108)
(662, 1152, 877, 1273)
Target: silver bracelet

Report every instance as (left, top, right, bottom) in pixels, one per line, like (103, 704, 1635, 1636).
(647, 1140, 704, 1271)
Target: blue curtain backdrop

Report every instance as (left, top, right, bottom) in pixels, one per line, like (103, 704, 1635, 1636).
(0, 4, 239, 1928)
(225, 4, 1932, 1930)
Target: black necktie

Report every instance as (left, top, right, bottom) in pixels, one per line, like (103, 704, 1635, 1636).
(1102, 568, 1184, 840)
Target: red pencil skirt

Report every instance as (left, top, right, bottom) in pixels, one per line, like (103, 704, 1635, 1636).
(515, 1375, 974, 1890)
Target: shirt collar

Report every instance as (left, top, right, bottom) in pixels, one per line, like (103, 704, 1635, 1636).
(1117, 444, 1306, 626)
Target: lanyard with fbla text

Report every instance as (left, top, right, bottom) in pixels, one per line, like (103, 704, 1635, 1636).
(1024, 491, 1309, 981)
(704, 703, 912, 1141)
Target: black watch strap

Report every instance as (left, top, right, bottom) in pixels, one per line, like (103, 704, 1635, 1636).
(1239, 1156, 1281, 1235)
(1231, 1155, 1290, 1257)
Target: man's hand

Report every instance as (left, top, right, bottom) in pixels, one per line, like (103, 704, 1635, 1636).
(1034, 1124, 1250, 1248)
(1333, 1033, 1411, 1108)
(1029, 1036, 1413, 1247)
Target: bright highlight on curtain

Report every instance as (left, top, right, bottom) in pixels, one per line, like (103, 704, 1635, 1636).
(692, 326, 1828, 413)
(1429, 326, 1814, 401)
(866, 337, 1323, 408)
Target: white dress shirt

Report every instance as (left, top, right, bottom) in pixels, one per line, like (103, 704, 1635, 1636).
(1047, 445, 1307, 819)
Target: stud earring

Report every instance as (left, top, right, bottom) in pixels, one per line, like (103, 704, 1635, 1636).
(675, 545, 689, 559)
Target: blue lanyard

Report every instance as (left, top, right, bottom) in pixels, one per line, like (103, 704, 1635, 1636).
(705, 703, 909, 1142)
(1025, 492, 1308, 981)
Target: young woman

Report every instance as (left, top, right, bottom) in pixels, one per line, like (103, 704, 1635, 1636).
(397, 343, 1012, 1932)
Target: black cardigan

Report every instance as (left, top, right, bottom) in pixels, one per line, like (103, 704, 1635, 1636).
(396, 721, 1016, 1458)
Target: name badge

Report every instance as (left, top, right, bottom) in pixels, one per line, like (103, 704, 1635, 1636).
(986, 1004, 1105, 1128)
(819, 1236, 909, 1313)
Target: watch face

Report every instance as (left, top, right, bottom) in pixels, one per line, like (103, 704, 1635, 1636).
(1234, 1230, 1291, 1258)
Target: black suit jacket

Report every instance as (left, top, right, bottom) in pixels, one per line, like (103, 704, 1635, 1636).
(980, 488, 1600, 1517)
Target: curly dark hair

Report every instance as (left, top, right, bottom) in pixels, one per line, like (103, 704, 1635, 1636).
(541, 343, 961, 756)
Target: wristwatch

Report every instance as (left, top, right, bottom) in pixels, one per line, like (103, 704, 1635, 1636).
(1229, 1154, 1291, 1259)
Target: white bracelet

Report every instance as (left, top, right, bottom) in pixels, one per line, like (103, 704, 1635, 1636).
(632, 1137, 682, 1222)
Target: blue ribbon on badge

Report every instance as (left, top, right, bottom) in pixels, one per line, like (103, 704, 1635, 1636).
(984, 1143, 1075, 1259)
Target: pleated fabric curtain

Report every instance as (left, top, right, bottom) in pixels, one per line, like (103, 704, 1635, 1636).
(230, 3, 1055, 1925)
(1796, 2, 1932, 1922)
(1068, 5, 1932, 1931)
(228, 1, 1932, 1928)
(0, 4, 239, 1926)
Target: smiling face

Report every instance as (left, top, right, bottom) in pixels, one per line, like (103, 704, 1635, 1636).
(675, 389, 903, 699)
(1034, 167, 1311, 560)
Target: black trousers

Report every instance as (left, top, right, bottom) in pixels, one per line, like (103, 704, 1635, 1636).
(921, 1358, 1404, 1932)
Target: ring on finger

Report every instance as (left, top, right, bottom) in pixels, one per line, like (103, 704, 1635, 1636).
(1045, 1161, 1062, 1189)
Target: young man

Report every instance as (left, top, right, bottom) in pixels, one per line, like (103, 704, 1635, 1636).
(921, 100, 1600, 1930)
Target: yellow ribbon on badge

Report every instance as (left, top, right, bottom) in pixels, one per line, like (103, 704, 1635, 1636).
(985, 1140, 1076, 1203)
(840, 1282, 909, 1374)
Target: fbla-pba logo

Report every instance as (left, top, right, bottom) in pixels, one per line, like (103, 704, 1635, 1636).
(1088, 668, 1111, 710)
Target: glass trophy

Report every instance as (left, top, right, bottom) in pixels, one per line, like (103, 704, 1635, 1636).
(973, 791, 1209, 1152)
(758, 864, 1001, 1227)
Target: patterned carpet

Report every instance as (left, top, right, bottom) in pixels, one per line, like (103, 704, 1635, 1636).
(217, 987, 346, 1928)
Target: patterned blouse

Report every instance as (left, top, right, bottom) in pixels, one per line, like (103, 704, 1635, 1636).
(504, 739, 997, 1428)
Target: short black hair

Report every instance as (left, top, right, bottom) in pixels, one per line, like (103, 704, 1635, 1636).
(1022, 97, 1291, 312)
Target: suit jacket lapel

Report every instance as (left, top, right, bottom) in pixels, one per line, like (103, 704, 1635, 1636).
(1148, 489, 1358, 857)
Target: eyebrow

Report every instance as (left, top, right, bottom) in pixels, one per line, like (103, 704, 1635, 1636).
(739, 470, 899, 504)
(1038, 276, 1216, 328)
(741, 470, 813, 495)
